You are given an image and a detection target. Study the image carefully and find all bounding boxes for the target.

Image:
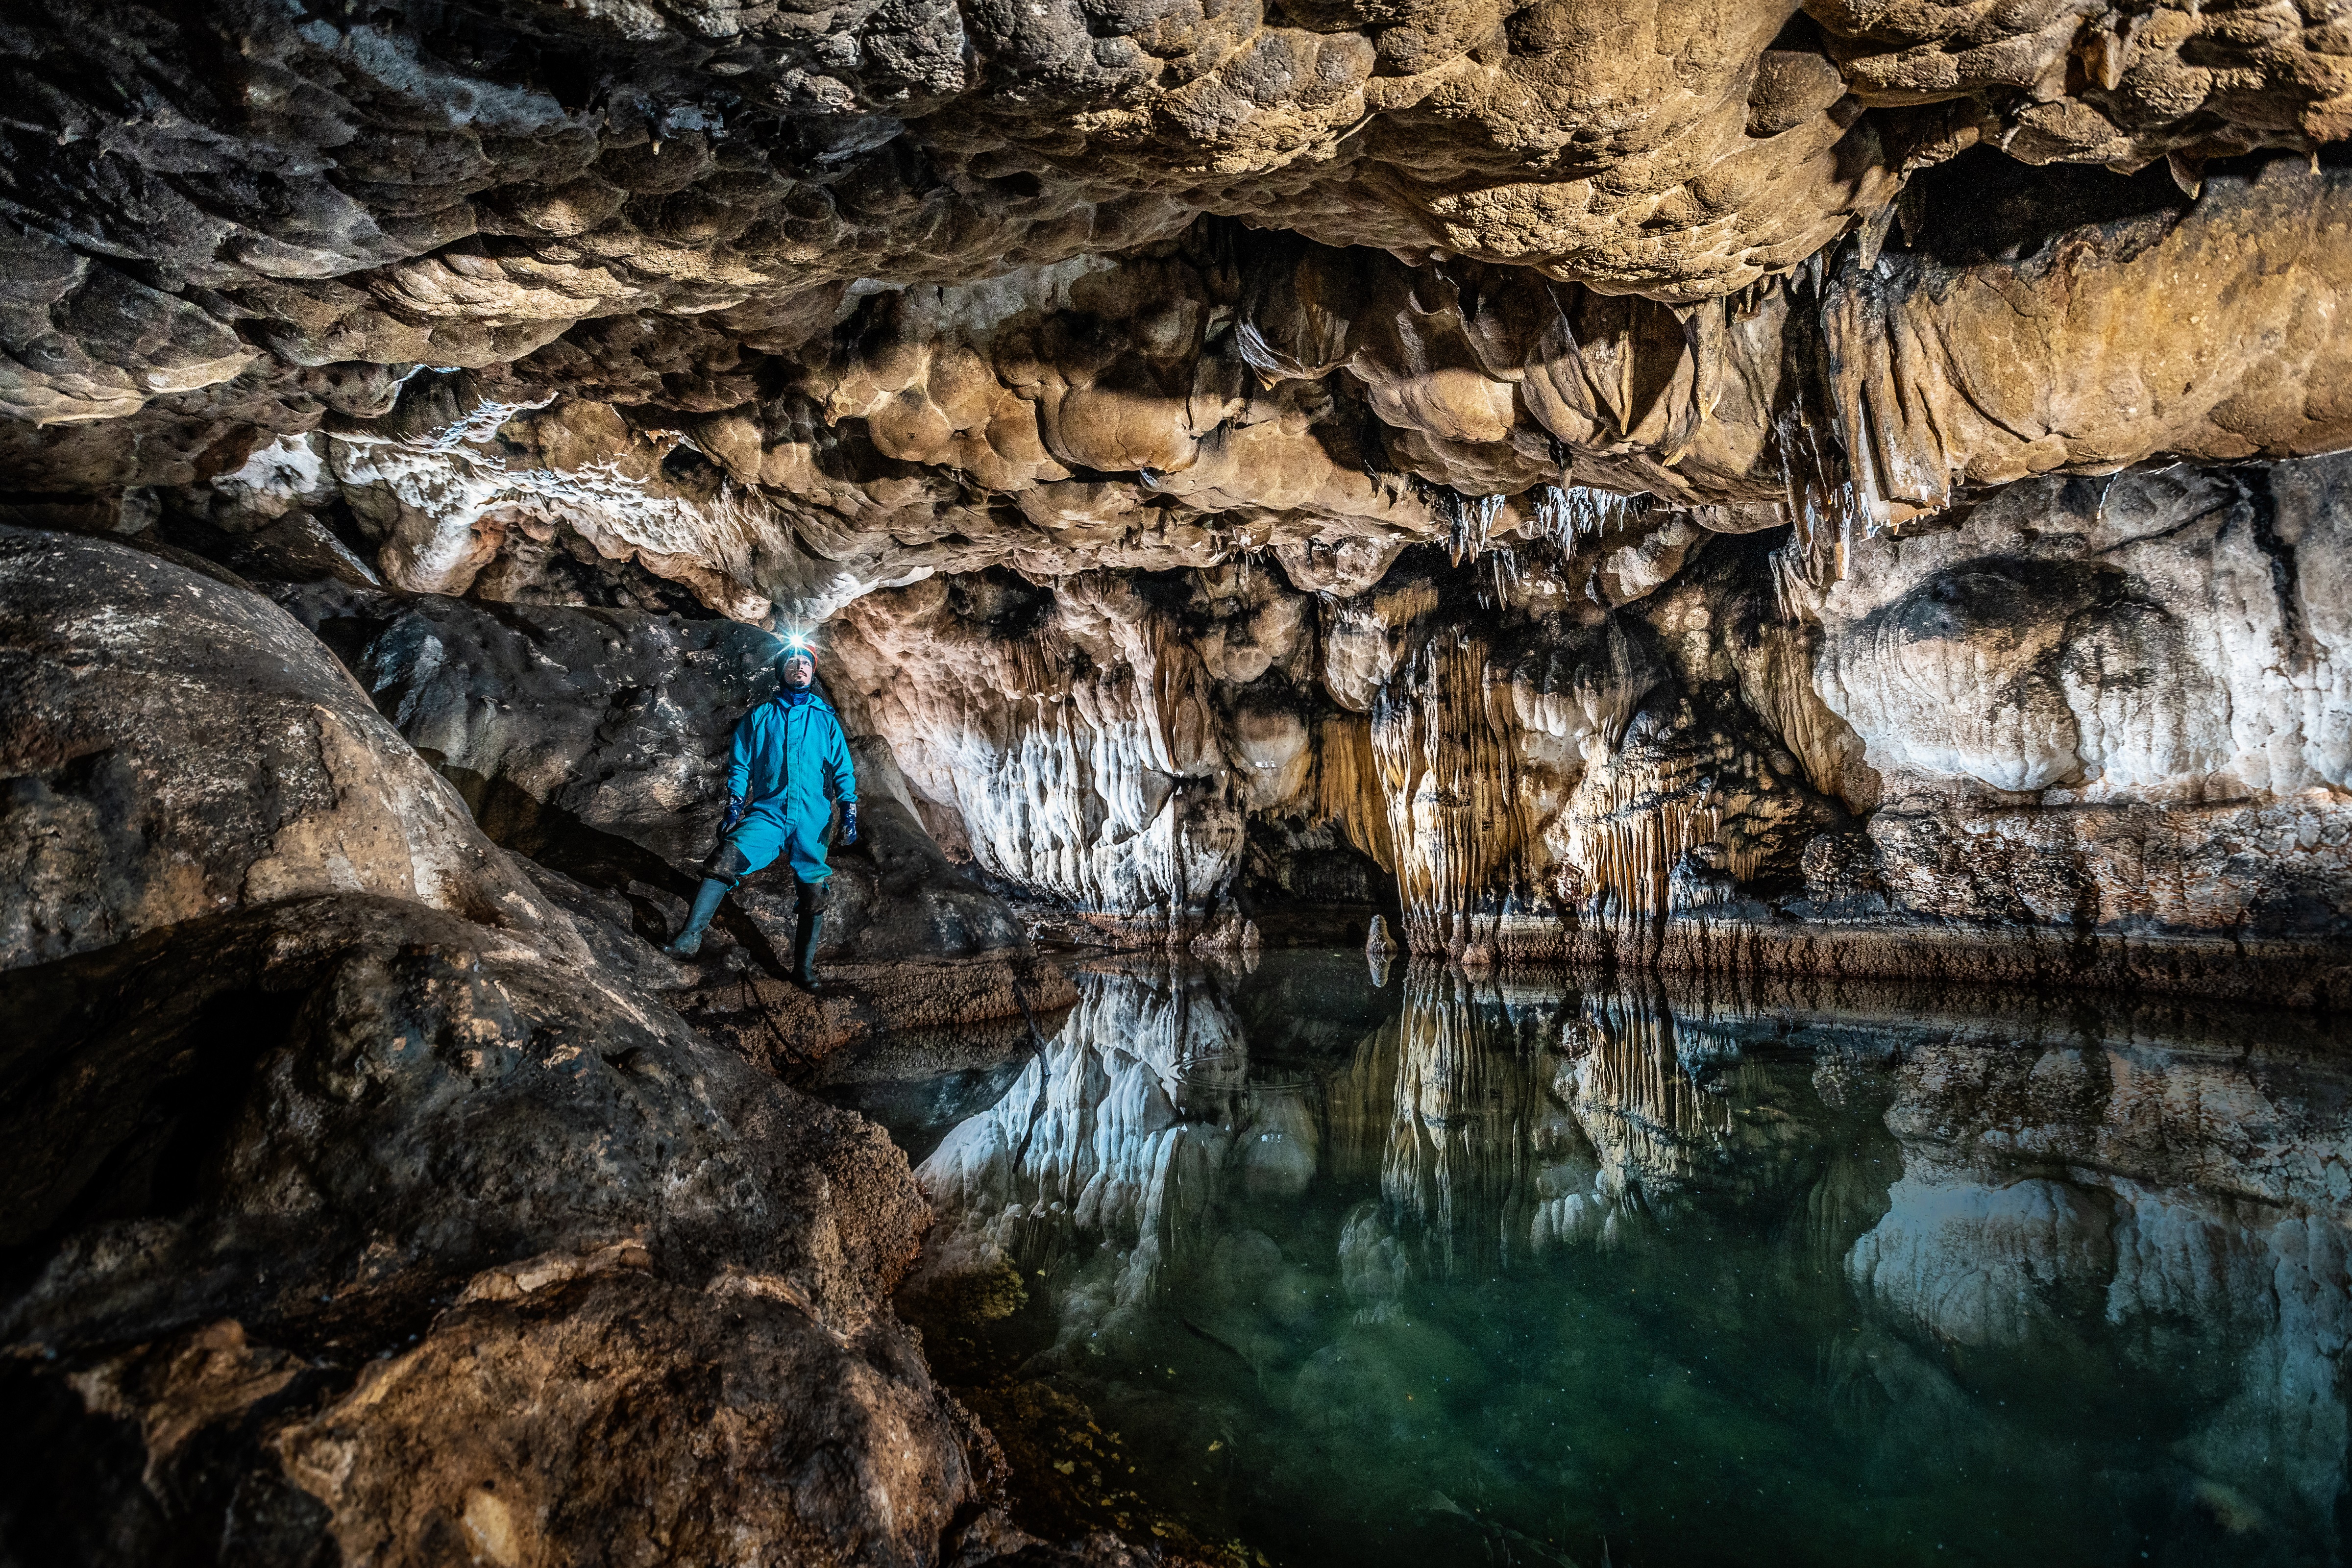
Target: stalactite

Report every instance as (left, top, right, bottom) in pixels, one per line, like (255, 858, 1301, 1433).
(1532, 484, 1655, 552)
(1765, 401, 1864, 595)
(1372, 633, 1542, 960)
(1565, 759, 1727, 936)
(1310, 712, 1400, 877)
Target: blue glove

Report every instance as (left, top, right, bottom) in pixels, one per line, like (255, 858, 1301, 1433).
(839, 800, 859, 846)
(718, 793, 748, 834)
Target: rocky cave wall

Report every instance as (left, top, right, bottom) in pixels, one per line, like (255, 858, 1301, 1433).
(6, 0, 2351, 995)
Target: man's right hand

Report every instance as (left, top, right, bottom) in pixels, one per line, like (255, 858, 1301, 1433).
(719, 793, 748, 834)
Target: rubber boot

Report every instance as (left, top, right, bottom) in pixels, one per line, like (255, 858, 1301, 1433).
(792, 879, 829, 992)
(665, 877, 728, 957)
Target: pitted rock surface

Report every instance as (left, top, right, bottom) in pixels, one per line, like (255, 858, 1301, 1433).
(0, 536, 1102, 1567)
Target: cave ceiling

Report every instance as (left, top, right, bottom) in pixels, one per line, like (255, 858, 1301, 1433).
(2, 0, 2350, 624)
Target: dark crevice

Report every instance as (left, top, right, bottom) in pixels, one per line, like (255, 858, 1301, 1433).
(1894, 145, 2192, 268)
(2235, 466, 2313, 669)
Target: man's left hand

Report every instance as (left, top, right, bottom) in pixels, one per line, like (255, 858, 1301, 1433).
(840, 801, 860, 846)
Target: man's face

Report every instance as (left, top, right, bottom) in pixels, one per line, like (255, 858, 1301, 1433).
(782, 652, 815, 689)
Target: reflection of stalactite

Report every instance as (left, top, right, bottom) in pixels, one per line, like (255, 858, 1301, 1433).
(907, 961, 2352, 1556)
(1323, 965, 1560, 1279)
(916, 965, 1248, 1310)
(1371, 636, 1539, 958)
(1387, 967, 1544, 1277)
(1563, 987, 1737, 1197)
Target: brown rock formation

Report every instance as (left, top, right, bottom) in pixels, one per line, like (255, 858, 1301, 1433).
(6, 17, 2345, 985)
(0, 527, 578, 970)
(0, 531, 1085, 1565)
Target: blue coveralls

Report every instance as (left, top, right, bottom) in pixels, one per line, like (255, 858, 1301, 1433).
(721, 689, 858, 884)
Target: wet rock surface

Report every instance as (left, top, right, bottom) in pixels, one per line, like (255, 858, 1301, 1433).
(2, 895, 971, 1567)
(828, 457, 2352, 991)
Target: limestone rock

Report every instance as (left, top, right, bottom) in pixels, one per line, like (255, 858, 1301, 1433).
(0, 535, 1084, 1567)
(65, 159, 2342, 631)
(0, 892, 1001, 1565)
(4, 0, 2351, 633)
(1812, 460, 2352, 940)
(16, 0, 2351, 1554)
(0, 527, 579, 971)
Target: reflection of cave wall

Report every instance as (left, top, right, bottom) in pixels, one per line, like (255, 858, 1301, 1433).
(1847, 1031, 2352, 1544)
(912, 961, 2352, 1559)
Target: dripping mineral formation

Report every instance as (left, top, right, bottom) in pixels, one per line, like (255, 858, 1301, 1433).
(1, 0, 2349, 1559)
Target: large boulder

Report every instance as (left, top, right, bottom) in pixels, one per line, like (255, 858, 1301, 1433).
(0, 527, 578, 970)
(0, 894, 997, 1567)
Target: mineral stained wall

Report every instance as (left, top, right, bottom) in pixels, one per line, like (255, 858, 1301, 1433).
(7, 0, 2348, 995)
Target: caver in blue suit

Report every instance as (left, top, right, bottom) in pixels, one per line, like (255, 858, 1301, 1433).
(665, 643, 860, 989)
(721, 686, 858, 884)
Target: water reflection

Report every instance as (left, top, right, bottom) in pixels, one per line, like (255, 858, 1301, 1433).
(897, 956, 2352, 1568)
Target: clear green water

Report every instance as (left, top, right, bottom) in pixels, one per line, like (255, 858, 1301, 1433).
(817, 953, 2352, 1568)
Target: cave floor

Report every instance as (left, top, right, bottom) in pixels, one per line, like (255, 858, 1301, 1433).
(807, 951, 2352, 1568)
